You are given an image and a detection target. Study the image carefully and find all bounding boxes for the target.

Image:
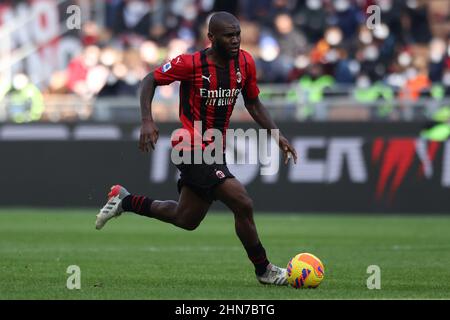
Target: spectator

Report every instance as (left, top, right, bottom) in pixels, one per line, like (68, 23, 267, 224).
(4, 74, 44, 123)
(428, 38, 447, 82)
(401, 0, 432, 44)
(3, 0, 448, 103)
(330, 0, 364, 41)
(112, 0, 152, 38)
(274, 13, 308, 58)
(295, 0, 328, 43)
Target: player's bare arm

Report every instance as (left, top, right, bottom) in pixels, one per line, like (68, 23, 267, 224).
(245, 97, 298, 164)
(139, 72, 159, 152)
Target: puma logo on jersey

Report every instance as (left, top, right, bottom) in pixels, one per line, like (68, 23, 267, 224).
(202, 75, 211, 83)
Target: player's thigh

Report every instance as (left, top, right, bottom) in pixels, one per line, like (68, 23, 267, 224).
(177, 185, 211, 222)
(214, 178, 253, 215)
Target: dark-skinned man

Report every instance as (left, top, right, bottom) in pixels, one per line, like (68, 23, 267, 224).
(96, 12, 298, 286)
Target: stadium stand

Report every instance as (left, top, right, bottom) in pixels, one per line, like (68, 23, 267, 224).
(1, 0, 450, 122)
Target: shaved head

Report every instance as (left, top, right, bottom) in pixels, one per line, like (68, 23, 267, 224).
(207, 12, 241, 59)
(208, 12, 240, 35)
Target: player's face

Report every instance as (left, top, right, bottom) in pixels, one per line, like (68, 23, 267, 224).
(213, 24, 241, 58)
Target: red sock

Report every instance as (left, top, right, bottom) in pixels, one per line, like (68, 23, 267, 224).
(122, 195, 154, 217)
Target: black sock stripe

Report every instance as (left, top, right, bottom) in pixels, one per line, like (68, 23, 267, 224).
(241, 52, 249, 98)
(213, 62, 230, 131)
(234, 54, 242, 90)
(180, 81, 192, 123)
(200, 50, 210, 134)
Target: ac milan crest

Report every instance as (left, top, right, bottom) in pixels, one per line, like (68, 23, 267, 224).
(236, 71, 242, 84)
(216, 170, 225, 179)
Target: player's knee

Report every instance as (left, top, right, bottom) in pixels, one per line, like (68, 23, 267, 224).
(175, 210, 202, 231)
(181, 220, 201, 231)
(235, 196, 254, 217)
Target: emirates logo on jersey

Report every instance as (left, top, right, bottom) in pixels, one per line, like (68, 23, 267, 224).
(236, 71, 242, 84)
(199, 88, 241, 107)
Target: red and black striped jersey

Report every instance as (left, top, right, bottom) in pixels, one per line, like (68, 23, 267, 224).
(153, 48, 259, 151)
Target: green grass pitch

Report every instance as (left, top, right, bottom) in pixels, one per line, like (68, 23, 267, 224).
(0, 209, 449, 299)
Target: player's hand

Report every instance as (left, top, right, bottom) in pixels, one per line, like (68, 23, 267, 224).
(279, 135, 297, 165)
(139, 119, 159, 152)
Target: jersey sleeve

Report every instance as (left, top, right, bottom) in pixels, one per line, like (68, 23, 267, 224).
(153, 54, 193, 85)
(242, 52, 260, 102)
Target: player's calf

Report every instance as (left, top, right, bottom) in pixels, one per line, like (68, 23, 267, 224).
(172, 207, 206, 231)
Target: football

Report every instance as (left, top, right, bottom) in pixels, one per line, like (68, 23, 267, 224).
(286, 253, 325, 289)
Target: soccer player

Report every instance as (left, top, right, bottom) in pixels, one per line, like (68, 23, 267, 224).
(96, 12, 298, 286)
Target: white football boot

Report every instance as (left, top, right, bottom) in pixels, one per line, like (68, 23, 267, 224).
(95, 185, 130, 230)
(256, 263, 288, 286)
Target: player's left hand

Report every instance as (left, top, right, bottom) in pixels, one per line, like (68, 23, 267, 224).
(139, 119, 159, 152)
(279, 135, 297, 165)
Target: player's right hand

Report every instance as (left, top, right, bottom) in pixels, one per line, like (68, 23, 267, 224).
(139, 119, 159, 152)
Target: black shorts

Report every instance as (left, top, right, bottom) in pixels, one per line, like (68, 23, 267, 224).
(176, 161, 235, 203)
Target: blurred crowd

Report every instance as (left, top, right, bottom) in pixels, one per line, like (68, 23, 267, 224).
(2, 0, 450, 123)
(35, 0, 449, 100)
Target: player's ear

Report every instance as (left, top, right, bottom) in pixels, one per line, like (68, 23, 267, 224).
(207, 32, 214, 43)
